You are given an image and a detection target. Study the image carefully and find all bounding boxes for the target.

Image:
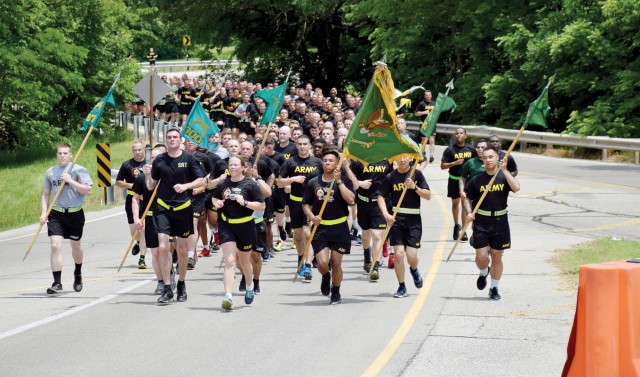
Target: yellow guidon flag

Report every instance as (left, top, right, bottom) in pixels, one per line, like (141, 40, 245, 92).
(342, 64, 422, 166)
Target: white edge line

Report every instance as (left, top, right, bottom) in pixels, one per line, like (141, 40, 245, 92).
(0, 211, 125, 243)
(0, 279, 151, 341)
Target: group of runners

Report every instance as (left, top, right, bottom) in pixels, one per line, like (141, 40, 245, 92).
(39, 81, 520, 309)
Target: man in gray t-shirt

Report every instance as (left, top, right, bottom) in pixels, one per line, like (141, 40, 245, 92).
(40, 143, 93, 295)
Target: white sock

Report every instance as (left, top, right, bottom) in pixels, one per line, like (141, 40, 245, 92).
(225, 293, 232, 300)
(490, 278, 500, 289)
(188, 251, 194, 258)
(480, 267, 489, 276)
(247, 284, 254, 291)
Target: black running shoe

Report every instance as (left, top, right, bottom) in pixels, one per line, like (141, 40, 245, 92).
(254, 280, 261, 295)
(363, 260, 372, 273)
(285, 223, 293, 238)
(73, 274, 83, 292)
(239, 276, 246, 292)
(330, 288, 342, 305)
(131, 242, 140, 256)
(157, 287, 173, 303)
(477, 267, 490, 290)
(489, 287, 501, 300)
(279, 226, 287, 241)
(176, 282, 187, 302)
(47, 283, 63, 294)
(321, 272, 331, 296)
(461, 232, 468, 242)
(453, 224, 461, 240)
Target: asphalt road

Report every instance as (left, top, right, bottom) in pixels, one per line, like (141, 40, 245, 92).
(1, 148, 638, 376)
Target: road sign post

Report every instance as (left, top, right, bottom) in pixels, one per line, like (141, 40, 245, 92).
(134, 72, 172, 145)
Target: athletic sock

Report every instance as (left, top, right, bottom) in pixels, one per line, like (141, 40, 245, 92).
(53, 271, 62, 284)
(139, 255, 145, 260)
(399, 282, 406, 290)
(253, 279, 259, 285)
(74, 263, 82, 276)
(490, 279, 500, 289)
(331, 285, 340, 294)
(410, 266, 417, 274)
(188, 251, 195, 258)
(480, 267, 489, 276)
(363, 247, 372, 262)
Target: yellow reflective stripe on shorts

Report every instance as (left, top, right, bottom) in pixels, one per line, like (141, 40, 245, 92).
(146, 211, 153, 217)
(319, 216, 347, 225)
(221, 213, 254, 224)
(157, 198, 191, 211)
(127, 189, 135, 196)
(392, 207, 420, 215)
(449, 174, 460, 181)
(289, 194, 303, 202)
(254, 216, 264, 224)
(357, 193, 372, 202)
(476, 209, 508, 217)
(52, 206, 82, 213)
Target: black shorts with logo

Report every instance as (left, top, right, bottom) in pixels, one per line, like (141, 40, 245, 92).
(144, 214, 159, 248)
(356, 199, 387, 231)
(191, 193, 206, 218)
(47, 209, 85, 241)
(254, 219, 266, 253)
(287, 198, 307, 229)
(273, 187, 286, 214)
(389, 214, 422, 248)
(264, 196, 275, 223)
(218, 217, 256, 252)
(153, 202, 194, 238)
(447, 177, 461, 199)
(311, 222, 351, 255)
(472, 214, 511, 250)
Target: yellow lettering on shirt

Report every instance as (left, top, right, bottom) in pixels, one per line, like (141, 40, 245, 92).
(293, 166, 317, 174)
(454, 151, 473, 159)
(480, 183, 504, 192)
(177, 162, 187, 168)
(393, 183, 405, 191)
(363, 165, 387, 173)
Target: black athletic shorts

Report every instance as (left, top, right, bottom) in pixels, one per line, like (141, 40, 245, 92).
(47, 209, 85, 241)
(204, 191, 217, 211)
(238, 122, 252, 135)
(472, 214, 511, 250)
(154, 104, 165, 113)
(264, 196, 275, 223)
(144, 213, 159, 248)
(125, 195, 135, 224)
(287, 198, 307, 229)
(153, 202, 194, 238)
(273, 188, 286, 214)
(191, 193, 206, 218)
(389, 214, 422, 248)
(311, 222, 351, 255)
(447, 177, 461, 199)
(218, 216, 256, 252)
(356, 199, 387, 231)
(179, 104, 193, 115)
(254, 219, 266, 253)
(164, 102, 178, 114)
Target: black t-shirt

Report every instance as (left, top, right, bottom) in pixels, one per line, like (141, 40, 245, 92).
(116, 158, 146, 186)
(274, 142, 297, 159)
(201, 92, 214, 112)
(131, 173, 156, 214)
(212, 94, 226, 112)
(303, 175, 354, 220)
(266, 151, 286, 171)
(465, 170, 512, 211)
(213, 177, 265, 219)
(179, 87, 195, 105)
(498, 151, 518, 174)
(415, 100, 436, 122)
(351, 160, 393, 200)
(278, 154, 322, 197)
(212, 158, 229, 179)
(442, 143, 477, 177)
(150, 151, 206, 203)
(378, 169, 429, 210)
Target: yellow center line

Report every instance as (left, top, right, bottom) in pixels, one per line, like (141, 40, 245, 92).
(361, 188, 451, 376)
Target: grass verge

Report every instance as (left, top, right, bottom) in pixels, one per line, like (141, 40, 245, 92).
(0, 139, 136, 231)
(549, 238, 640, 290)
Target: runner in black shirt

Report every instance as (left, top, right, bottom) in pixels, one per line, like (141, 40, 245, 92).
(414, 90, 436, 161)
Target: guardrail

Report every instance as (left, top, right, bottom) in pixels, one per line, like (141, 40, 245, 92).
(139, 60, 239, 68)
(406, 121, 640, 164)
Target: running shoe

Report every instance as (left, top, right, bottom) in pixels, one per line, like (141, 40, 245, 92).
(321, 272, 331, 296)
(393, 285, 407, 298)
(176, 282, 187, 302)
(138, 257, 147, 269)
(154, 281, 164, 295)
(388, 254, 395, 269)
(47, 282, 63, 294)
(429, 155, 435, 163)
(303, 265, 312, 281)
(198, 247, 210, 257)
(330, 289, 342, 305)
(273, 239, 285, 251)
(461, 232, 468, 242)
(363, 260, 372, 273)
(297, 264, 305, 278)
(254, 281, 261, 295)
(410, 268, 423, 288)
(285, 223, 293, 238)
(354, 235, 362, 246)
(157, 287, 173, 303)
(279, 226, 287, 241)
(187, 257, 196, 270)
(239, 276, 246, 292)
(261, 248, 270, 262)
(73, 274, 83, 292)
(131, 242, 140, 256)
(369, 261, 381, 281)
(221, 295, 233, 311)
(489, 287, 501, 300)
(469, 234, 474, 248)
(269, 248, 276, 258)
(382, 241, 389, 258)
(290, 240, 296, 250)
(453, 224, 461, 240)
(477, 267, 490, 290)
(245, 287, 254, 305)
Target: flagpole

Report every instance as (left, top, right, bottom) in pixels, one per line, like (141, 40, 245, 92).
(445, 78, 551, 261)
(252, 124, 271, 168)
(294, 156, 345, 282)
(117, 181, 161, 272)
(367, 137, 428, 278)
(23, 126, 97, 261)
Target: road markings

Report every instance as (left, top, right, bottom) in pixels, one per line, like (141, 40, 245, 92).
(361, 189, 451, 376)
(0, 279, 152, 341)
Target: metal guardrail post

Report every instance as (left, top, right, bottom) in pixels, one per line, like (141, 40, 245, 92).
(144, 117, 150, 140)
(133, 115, 143, 139)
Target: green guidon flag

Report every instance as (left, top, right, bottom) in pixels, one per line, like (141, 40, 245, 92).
(420, 87, 456, 136)
(343, 65, 422, 165)
(255, 80, 288, 125)
(525, 80, 551, 128)
(181, 100, 220, 149)
(80, 87, 116, 131)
